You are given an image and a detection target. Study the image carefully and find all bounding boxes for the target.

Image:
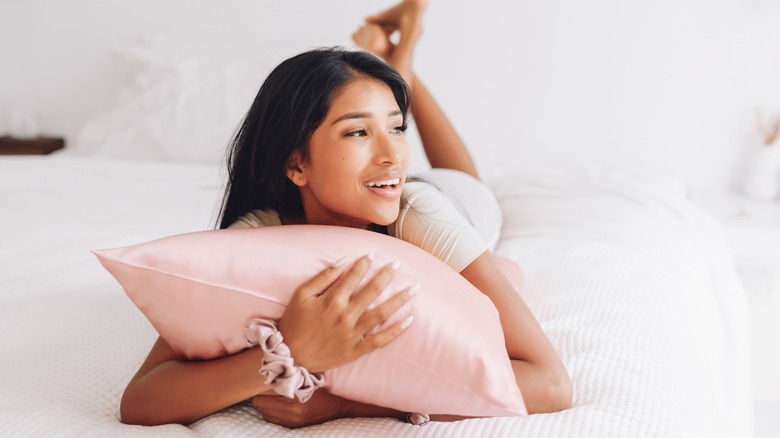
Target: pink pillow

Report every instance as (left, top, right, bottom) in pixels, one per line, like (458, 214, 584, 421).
(94, 225, 527, 417)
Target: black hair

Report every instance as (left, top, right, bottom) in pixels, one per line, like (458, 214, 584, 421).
(217, 47, 411, 229)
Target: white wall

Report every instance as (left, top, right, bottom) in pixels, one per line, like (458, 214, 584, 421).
(2, 0, 779, 190)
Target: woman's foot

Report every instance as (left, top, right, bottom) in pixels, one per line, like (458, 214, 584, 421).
(352, 0, 429, 86)
(352, 23, 393, 59)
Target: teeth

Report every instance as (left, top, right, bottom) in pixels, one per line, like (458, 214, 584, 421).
(366, 178, 401, 187)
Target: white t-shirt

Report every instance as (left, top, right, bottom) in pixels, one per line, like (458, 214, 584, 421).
(229, 179, 490, 272)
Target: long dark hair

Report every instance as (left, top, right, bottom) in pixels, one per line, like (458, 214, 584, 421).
(217, 47, 411, 229)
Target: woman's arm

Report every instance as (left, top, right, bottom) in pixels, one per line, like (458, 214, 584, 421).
(251, 385, 472, 428)
(408, 75, 479, 179)
(121, 337, 271, 425)
(251, 388, 406, 429)
(460, 252, 573, 413)
(253, 252, 571, 428)
(121, 256, 416, 426)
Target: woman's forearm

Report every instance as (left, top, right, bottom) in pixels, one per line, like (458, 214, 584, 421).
(460, 253, 572, 413)
(121, 338, 271, 426)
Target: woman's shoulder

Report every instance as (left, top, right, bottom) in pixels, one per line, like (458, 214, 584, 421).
(394, 179, 459, 236)
(227, 209, 282, 229)
(392, 177, 490, 272)
(401, 178, 446, 202)
(399, 178, 459, 219)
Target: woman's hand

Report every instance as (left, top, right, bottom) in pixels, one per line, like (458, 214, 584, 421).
(278, 254, 416, 373)
(251, 389, 412, 428)
(251, 390, 355, 429)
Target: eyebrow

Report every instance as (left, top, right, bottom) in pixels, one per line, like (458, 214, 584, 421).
(331, 110, 403, 125)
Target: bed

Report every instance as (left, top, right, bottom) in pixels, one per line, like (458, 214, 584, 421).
(0, 152, 753, 437)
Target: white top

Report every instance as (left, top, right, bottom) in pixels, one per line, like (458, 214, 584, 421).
(229, 180, 489, 272)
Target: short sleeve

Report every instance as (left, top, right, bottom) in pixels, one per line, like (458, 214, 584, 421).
(389, 181, 489, 272)
(228, 209, 282, 229)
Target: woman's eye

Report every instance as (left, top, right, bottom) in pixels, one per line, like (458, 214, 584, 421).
(345, 129, 367, 137)
(391, 124, 408, 135)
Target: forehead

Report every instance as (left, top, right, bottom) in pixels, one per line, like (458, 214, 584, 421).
(327, 78, 400, 115)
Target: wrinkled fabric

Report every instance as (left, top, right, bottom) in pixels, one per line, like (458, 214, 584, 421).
(244, 318, 325, 403)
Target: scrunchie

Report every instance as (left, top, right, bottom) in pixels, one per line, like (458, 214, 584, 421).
(406, 412, 431, 426)
(244, 318, 325, 403)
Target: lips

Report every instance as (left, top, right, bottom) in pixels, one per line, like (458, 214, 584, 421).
(364, 173, 404, 198)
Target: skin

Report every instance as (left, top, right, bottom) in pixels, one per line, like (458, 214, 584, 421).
(285, 78, 411, 229)
(252, 0, 572, 427)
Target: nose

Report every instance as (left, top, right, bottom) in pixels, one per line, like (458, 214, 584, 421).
(374, 132, 403, 165)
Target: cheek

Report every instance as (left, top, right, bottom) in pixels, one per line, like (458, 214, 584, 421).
(308, 153, 361, 189)
(399, 142, 411, 168)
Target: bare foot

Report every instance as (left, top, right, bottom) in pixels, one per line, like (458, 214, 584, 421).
(352, 23, 392, 59)
(352, 0, 429, 86)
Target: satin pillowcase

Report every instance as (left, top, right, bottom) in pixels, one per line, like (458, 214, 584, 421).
(94, 225, 526, 417)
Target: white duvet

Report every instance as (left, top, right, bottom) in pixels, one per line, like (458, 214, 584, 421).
(0, 156, 751, 437)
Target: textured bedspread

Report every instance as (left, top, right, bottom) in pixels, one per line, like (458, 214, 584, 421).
(0, 157, 751, 437)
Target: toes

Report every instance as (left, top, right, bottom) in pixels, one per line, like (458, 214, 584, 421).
(353, 24, 393, 57)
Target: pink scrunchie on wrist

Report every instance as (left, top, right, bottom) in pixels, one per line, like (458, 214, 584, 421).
(244, 318, 325, 403)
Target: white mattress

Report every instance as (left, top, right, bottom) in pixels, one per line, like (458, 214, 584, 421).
(0, 156, 752, 437)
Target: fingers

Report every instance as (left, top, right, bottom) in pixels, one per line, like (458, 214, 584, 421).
(250, 395, 302, 429)
(322, 255, 374, 305)
(355, 283, 417, 335)
(293, 254, 378, 306)
(280, 254, 419, 372)
(346, 259, 401, 312)
(251, 394, 290, 410)
(335, 259, 416, 335)
(289, 256, 350, 303)
(356, 311, 416, 355)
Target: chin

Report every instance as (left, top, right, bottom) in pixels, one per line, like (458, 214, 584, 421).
(372, 210, 400, 227)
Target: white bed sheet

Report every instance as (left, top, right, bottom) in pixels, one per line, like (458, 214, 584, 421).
(0, 156, 752, 437)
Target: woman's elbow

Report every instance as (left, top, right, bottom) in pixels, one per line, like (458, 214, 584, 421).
(119, 391, 145, 426)
(119, 388, 161, 426)
(539, 372, 573, 413)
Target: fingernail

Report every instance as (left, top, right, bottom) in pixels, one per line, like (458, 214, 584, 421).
(332, 256, 349, 268)
(391, 259, 401, 270)
(400, 315, 414, 331)
(407, 284, 420, 297)
(366, 252, 376, 261)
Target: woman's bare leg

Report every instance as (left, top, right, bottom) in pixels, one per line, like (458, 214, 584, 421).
(408, 76, 479, 178)
(353, 0, 479, 179)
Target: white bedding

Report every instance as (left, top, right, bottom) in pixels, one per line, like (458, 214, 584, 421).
(0, 156, 752, 437)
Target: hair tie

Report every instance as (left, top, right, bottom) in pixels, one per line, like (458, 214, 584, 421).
(244, 318, 325, 402)
(406, 412, 430, 425)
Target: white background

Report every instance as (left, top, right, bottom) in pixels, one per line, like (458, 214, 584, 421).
(1, 0, 779, 190)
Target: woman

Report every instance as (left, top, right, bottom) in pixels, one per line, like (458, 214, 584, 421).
(120, 0, 571, 428)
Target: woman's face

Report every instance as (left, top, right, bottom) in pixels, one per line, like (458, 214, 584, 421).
(288, 77, 410, 228)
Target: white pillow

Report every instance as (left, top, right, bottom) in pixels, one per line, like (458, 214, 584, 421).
(75, 35, 270, 164)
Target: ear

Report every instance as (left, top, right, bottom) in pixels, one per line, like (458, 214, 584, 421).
(285, 150, 308, 187)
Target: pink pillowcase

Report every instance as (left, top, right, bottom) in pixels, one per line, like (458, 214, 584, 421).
(94, 225, 526, 417)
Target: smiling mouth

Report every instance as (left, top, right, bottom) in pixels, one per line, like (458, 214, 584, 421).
(365, 178, 401, 190)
